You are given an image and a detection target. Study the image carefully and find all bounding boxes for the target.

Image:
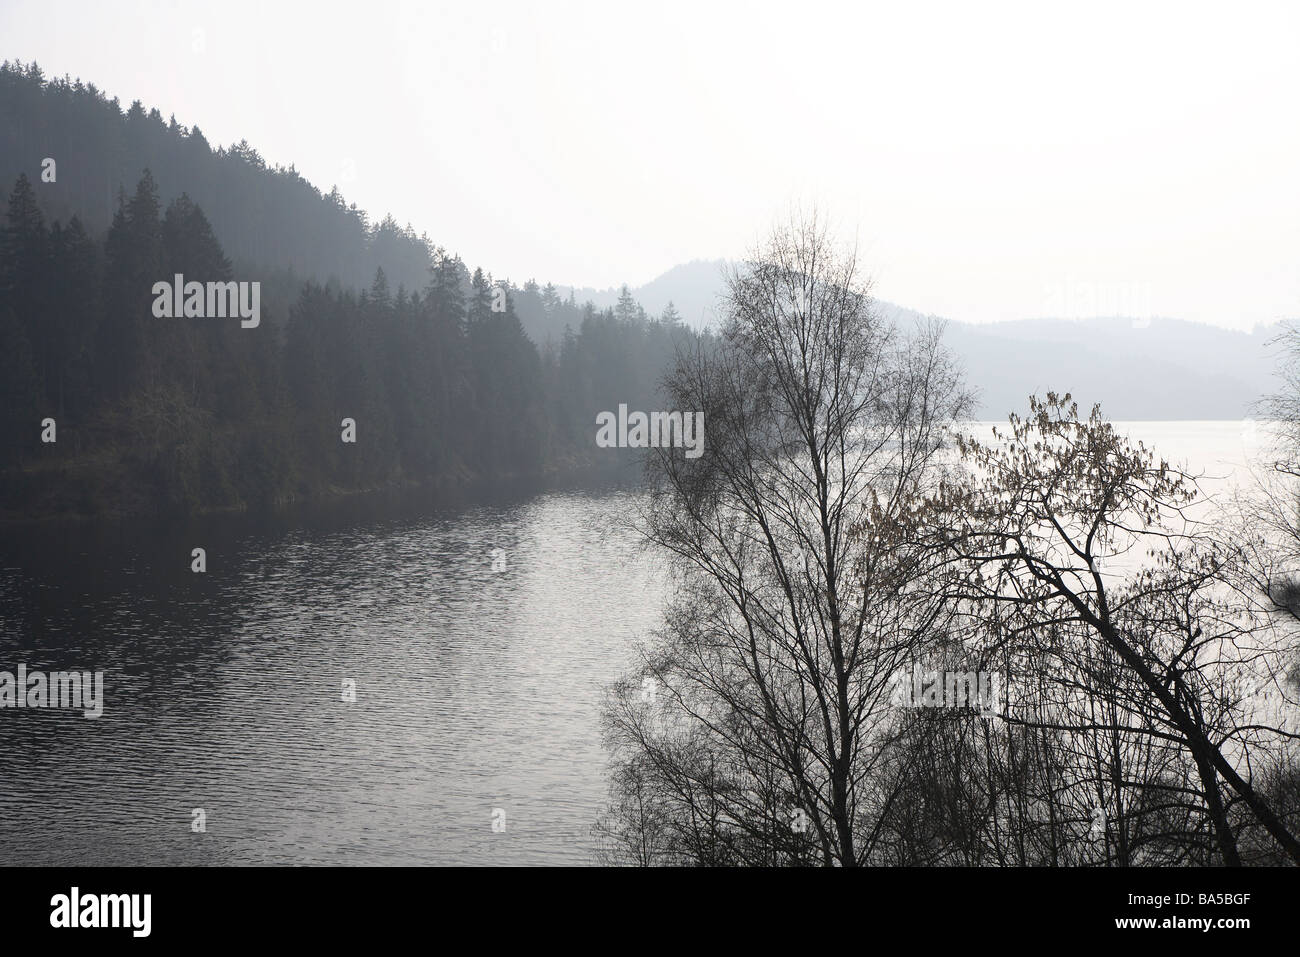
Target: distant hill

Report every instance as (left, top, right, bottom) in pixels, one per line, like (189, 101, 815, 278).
(4, 61, 1282, 424)
(560, 260, 732, 328)
(0, 61, 436, 294)
(588, 260, 1287, 420)
(942, 316, 1281, 422)
(0, 62, 696, 520)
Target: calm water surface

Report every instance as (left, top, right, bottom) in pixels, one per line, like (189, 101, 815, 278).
(0, 483, 667, 864)
(0, 422, 1265, 864)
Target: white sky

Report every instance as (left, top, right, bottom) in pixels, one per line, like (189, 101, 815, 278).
(4, 0, 1298, 328)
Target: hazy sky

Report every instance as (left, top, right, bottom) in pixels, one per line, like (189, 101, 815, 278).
(5, 0, 1298, 328)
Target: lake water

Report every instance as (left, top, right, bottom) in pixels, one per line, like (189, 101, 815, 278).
(0, 422, 1269, 865)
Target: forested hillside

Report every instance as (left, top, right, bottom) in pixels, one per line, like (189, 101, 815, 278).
(0, 61, 699, 519)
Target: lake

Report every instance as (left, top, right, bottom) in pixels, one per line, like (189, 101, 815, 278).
(0, 421, 1269, 864)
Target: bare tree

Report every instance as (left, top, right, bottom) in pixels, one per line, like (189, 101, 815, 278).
(928, 394, 1300, 865)
(599, 211, 972, 865)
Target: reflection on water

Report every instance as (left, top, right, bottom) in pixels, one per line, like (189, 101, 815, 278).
(0, 483, 667, 865)
(0, 423, 1265, 865)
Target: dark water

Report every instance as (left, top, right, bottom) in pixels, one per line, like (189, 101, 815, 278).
(0, 483, 667, 865)
(0, 422, 1259, 865)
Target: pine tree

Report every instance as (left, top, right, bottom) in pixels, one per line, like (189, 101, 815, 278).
(614, 284, 638, 324)
(468, 267, 493, 324)
(47, 215, 98, 418)
(1, 173, 49, 390)
(98, 170, 162, 399)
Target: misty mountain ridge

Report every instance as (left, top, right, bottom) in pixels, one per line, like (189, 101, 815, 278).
(577, 259, 1286, 421)
(2, 62, 1280, 425)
